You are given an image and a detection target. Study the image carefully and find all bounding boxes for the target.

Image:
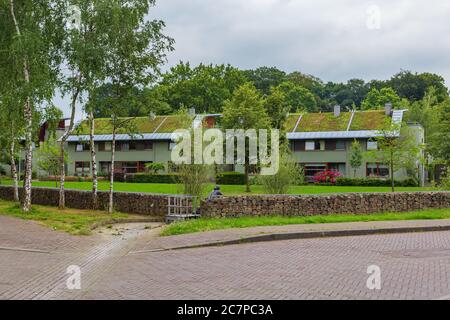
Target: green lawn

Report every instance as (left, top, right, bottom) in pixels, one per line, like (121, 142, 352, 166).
(0, 180, 436, 195)
(161, 208, 450, 236)
(0, 200, 135, 235)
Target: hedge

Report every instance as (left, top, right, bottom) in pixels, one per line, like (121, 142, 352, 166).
(126, 173, 180, 184)
(216, 172, 246, 185)
(335, 177, 418, 187)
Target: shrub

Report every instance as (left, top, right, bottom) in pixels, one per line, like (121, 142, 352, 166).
(126, 173, 180, 184)
(145, 162, 165, 174)
(216, 172, 246, 185)
(313, 170, 342, 184)
(439, 168, 450, 190)
(258, 155, 304, 194)
(335, 177, 418, 187)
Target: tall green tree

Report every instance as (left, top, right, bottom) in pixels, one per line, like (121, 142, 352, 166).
(349, 140, 363, 177)
(277, 82, 318, 112)
(2, 0, 65, 212)
(388, 70, 448, 102)
(243, 67, 286, 95)
(264, 86, 290, 130)
(89, 0, 173, 213)
(361, 87, 402, 110)
(366, 121, 421, 192)
(222, 83, 270, 192)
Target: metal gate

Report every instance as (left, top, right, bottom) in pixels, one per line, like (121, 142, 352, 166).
(166, 195, 199, 223)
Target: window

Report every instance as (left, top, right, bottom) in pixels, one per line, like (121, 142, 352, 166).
(129, 141, 137, 151)
(121, 142, 129, 151)
(144, 141, 153, 150)
(305, 141, 315, 151)
(366, 163, 389, 177)
(104, 142, 111, 151)
(367, 140, 378, 151)
(290, 141, 305, 152)
(336, 140, 345, 151)
(121, 162, 138, 173)
(303, 164, 327, 178)
(75, 162, 90, 176)
(98, 142, 111, 152)
(76, 143, 89, 152)
(305, 140, 324, 151)
(100, 162, 111, 174)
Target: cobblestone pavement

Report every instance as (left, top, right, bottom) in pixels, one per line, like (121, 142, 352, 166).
(1, 216, 450, 300)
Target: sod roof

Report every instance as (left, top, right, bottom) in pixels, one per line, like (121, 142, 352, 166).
(349, 110, 389, 131)
(285, 110, 391, 133)
(74, 115, 191, 135)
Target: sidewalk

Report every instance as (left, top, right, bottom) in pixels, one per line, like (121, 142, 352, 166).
(130, 218, 450, 253)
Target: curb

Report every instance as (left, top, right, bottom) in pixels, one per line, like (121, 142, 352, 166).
(130, 224, 450, 254)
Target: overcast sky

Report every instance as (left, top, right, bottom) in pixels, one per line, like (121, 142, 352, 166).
(60, 0, 450, 119)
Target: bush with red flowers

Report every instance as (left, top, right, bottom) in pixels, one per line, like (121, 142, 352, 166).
(313, 170, 342, 184)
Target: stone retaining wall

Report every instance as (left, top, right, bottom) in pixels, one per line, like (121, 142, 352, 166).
(200, 192, 450, 217)
(0, 185, 169, 217)
(1, 185, 449, 218)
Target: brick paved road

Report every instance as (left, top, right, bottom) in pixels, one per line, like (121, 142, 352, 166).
(1, 216, 450, 300)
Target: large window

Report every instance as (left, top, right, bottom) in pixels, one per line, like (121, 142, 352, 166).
(366, 163, 389, 178)
(98, 142, 111, 152)
(75, 162, 90, 176)
(336, 140, 346, 150)
(367, 140, 378, 151)
(122, 162, 138, 173)
(100, 161, 111, 174)
(305, 141, 315, 151)
(304, 164, 327, 178)
(75, 143, 89, 152)
(305, 140, 324, 151)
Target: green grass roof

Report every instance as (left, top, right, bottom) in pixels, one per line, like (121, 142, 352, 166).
(74, 115, 191, 135)
(349, 110, 389, 131)
(294, 112, 352, 132)
(285, 110, 391, 132)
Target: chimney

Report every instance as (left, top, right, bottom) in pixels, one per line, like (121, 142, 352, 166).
(385, 102, 392, 116)
(334, 105, 341, 117)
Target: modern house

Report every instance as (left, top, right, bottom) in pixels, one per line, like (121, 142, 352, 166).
(286, 105, 425, 183)
(64, 114, 213, 176)
(1, 105, 424, 184)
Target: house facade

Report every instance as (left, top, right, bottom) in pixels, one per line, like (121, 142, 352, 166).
(286, 105, 425, 183)
(2, 105, 423, 184)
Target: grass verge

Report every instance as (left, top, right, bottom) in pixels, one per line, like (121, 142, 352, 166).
(161, 208, 450, 236)
(0, 200, 134, 235)
(0, 179, 436, 195)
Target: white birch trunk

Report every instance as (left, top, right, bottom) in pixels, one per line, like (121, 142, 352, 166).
(9, 0, 32, 212)
(59, 77, 80, 209)
(89, 111, 98, 209)
(108, 130, 115, 214)
(10, 141, 19, 202)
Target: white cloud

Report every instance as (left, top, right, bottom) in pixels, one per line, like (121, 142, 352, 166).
(57, 0, 450, 118)
(149, 0, 450, 84)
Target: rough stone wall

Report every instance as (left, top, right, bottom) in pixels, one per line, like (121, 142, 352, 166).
(0, 186, 168, 217)
(200, 192, 450, 217)
(1, 186, 449, 218)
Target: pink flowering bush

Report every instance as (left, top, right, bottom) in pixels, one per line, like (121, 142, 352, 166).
(313, 170, 342, 184)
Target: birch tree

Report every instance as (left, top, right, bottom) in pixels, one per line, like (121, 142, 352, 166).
(91, 0, 173, 212)
(2, 0, 65, 211)
(366, 121, 421, 192)
(59, 1, 109, 209)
